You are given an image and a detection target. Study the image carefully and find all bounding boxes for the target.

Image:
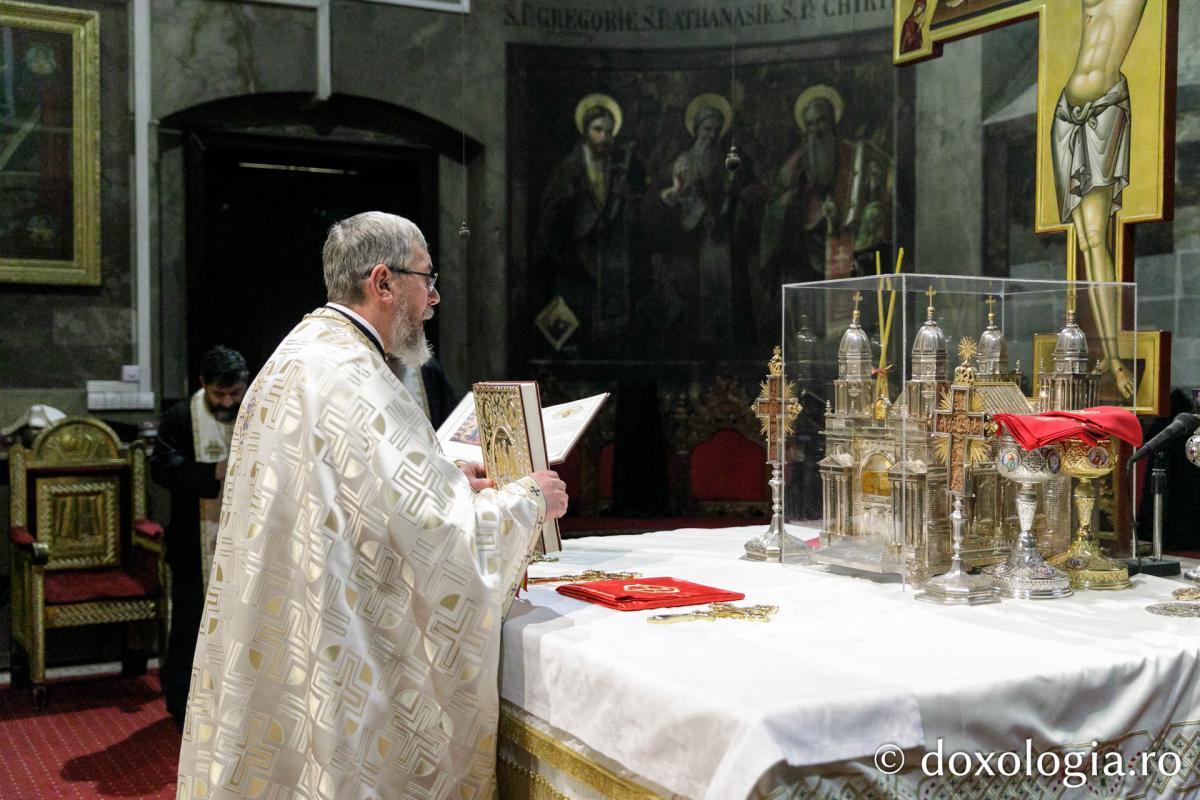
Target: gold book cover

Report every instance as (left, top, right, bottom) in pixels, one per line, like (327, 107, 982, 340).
(473, 381, 561, 553)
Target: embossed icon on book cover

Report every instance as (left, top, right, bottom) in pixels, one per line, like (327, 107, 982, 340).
(535, 295, 580, 351)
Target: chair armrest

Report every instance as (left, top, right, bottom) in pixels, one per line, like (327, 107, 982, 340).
(10, 526, 49, 565)
(133, 519, 164, 539)
(132, 518, 165, 554)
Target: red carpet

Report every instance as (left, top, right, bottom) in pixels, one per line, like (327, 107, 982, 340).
(0, 672, 179, 799)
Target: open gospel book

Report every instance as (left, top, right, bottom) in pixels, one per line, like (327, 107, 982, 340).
(437, 386, 608, 554)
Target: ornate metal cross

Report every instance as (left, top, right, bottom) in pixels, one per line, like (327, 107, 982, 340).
(648, 602, 779, 624)
(933, 385, 989, 496)
(527, 569, 640, 585)
(752, 346, 801, 462)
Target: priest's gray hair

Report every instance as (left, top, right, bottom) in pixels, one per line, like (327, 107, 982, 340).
(323, 211, 428, 305)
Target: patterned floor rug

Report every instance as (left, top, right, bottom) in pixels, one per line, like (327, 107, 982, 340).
(0, 671, 178, 800)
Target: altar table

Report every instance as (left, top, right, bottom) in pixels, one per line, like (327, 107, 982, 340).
(498, 527, 1200, 799)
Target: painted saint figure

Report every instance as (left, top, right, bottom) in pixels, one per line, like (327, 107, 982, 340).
(640, 93, 763, 353)
(534, 93, 644, 354)
(763, 87, 878, 345)
(1051, 0, 1147, 398)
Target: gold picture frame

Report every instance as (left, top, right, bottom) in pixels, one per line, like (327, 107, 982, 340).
(0, 1, 100, 285)
(1031, 330, 1171, 417)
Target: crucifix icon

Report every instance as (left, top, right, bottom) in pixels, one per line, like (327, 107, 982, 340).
(925, 285, 937, 317)
(932, 385, 990, 496)
(895, 0, 1174, 409)
(984, 295, 997, 324)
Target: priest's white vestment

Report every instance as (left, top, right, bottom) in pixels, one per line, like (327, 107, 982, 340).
(176, 308, 547, 800)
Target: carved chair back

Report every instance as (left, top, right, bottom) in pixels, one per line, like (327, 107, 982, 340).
(9, 417, 145, 572)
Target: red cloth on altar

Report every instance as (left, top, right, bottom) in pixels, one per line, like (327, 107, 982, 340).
(993, 406, 1142, 450)
(556, 576, 745, 611)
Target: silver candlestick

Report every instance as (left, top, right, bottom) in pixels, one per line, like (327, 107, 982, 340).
(917, 496, 1000, 605)
(745, 460, 809, 562)
(746, 347, 805, 562)
(983, 436, 1073, 599)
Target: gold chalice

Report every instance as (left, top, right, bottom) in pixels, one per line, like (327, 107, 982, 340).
(1046, 437, 1130, 590)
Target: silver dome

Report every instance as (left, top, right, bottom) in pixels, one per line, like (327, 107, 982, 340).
(909, 290, 948, 383)
(978, 304, 1009, 379)
(1052, 311, 1090, 374)
(838, 322, 872, 358)
(978, 324, 1008, 361)
(838, 307, 874, 380)
(912, 318, 948, 356)
(912, 287, 947, 356)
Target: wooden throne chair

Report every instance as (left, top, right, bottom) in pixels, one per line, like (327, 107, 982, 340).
(667, 377, 771, 518)
(8, 417, 166, 709)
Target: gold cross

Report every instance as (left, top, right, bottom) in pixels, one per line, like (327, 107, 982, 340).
(933, 386, 990, 495)
(648, 603, 779, 624)
(752, 347, 800, 462)
(925, 285, 937, 316)
(984, 295, 997, 324)
(527, 569, 640, 585)
(850, 291, 862, 321)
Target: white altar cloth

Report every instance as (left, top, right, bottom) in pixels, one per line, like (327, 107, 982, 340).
(500, 526, 1200, 799)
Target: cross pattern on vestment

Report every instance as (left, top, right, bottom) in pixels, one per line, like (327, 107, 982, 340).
(933, 385, 989, 496)
(753, 347, 800, 462)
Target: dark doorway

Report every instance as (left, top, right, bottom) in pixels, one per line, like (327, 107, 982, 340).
(184, 132, 438, 383)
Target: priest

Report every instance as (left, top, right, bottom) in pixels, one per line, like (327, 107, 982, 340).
(176, 211, 569, 798)
(151, 344, 248, 728)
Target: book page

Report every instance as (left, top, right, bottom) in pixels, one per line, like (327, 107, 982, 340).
(438, 392, 608, 466)
(436, 394, 484, 464)
(543, 393, 609, 463)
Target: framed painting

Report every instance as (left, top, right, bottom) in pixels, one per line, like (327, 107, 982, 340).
(0, 1, 100, 285)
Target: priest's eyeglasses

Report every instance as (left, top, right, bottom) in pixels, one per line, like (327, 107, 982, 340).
(387, 266, 438, 292)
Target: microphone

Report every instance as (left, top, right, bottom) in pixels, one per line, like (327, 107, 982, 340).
(1127, 412, 1200, 467)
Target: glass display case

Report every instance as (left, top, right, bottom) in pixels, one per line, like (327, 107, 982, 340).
(778, 274, 1138, 592)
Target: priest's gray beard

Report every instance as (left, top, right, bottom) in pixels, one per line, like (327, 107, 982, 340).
(390, 304, 434, 368)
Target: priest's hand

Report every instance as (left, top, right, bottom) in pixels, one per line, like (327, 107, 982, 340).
(460, 462, 494, 492)
(533, 470, 569, 519)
